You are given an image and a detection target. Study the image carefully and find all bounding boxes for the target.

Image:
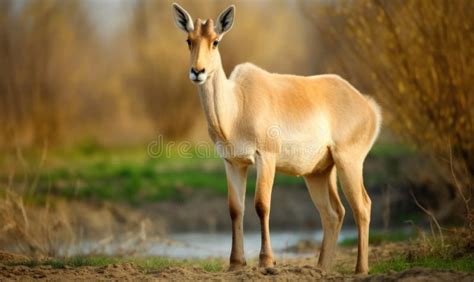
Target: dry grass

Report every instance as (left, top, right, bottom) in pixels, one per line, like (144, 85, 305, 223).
(0, 188, 163, 258)
(0, 189, 75, 257)
(404, 154, 474, 262)
(0, 147, 161, 258)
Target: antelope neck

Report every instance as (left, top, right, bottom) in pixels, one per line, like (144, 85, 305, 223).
(197, 64, 238, 142)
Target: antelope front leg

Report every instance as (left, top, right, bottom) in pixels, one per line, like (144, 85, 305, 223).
(224, 161, 249, 270)
(254, 152, 276, 268)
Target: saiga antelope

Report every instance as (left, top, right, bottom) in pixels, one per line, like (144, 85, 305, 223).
(172, 3, 381, 274)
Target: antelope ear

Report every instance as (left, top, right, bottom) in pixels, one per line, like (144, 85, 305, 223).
(215, 5, 235, 35)
(172, 3, 194, 33)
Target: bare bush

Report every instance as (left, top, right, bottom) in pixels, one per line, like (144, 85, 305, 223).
(0, 0, 95, 146)
(305, 0, 473, 220)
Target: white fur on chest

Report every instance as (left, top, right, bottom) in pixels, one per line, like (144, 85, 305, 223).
(214, 137, 257, 165)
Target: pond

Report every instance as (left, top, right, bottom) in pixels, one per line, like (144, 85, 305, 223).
(145, 229, 358, 259)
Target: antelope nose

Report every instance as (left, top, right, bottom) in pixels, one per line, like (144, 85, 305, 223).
(191, 67, 205, 75)
(189, 67, 207, 85)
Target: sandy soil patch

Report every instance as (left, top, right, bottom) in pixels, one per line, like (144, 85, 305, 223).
(1, 244, 472, 281)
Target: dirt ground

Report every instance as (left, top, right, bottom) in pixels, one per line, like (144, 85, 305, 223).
(3, 264, 470, 282)
(1, 244, 473, 281)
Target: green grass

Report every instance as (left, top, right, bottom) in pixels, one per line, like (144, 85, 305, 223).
(0, 141, 410, 204)
(339, 231, 415, 247)
(1, 145, 305, 204)
(368, 142, 415, 159)
(7, 256, 224, 273)
(40, 159, 304, 203)
(371, 255, 474, 274)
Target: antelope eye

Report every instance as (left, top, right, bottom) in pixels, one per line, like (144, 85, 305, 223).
(186, 39, 191, 47)
(213, 40, 219, 47)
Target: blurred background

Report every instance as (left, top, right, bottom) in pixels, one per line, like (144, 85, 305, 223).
(0, 0, 472, 258)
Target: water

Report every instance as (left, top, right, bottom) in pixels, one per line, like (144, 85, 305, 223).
(70, 229, 359, 258)
(146, 229, 358, 259)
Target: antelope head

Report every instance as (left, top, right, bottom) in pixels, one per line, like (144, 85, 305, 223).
(172, 3, 235, 85)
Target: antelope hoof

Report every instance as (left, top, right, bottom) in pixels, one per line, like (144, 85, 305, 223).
(228, 259, 246, 271)
(355, 267, 369, 275)
(259, 254, 275, 268)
